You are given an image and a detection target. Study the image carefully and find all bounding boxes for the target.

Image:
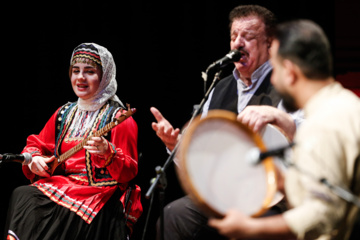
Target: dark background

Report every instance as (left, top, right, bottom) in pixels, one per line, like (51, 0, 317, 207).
(1, 1, 359, 239)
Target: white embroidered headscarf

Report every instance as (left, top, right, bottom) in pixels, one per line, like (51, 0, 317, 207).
(70, 43, 123, 111)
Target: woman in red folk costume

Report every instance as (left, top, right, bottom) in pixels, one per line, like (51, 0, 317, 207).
(5, 43, 142, 240)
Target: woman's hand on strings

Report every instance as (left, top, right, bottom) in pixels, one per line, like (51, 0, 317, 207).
(29, 156, 55, 177)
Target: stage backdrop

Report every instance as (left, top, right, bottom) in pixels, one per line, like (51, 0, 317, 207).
(1, 1, 359, 240)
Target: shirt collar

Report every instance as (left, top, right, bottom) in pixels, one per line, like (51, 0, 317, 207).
(232, 60, 272, 89)
(304, 81, 340, 116)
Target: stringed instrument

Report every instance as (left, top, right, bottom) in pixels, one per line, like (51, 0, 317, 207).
(34, 104, 136, 181)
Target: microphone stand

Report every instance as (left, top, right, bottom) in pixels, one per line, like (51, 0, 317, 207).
(143, 70, 223, 240)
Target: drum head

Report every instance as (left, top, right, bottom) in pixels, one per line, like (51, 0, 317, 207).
(177, 110, 278, 217)
(260, 124, 289, 206)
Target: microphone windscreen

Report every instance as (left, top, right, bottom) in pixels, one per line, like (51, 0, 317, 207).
(229, 49, 242, 62)
(245, 147, 261, 165)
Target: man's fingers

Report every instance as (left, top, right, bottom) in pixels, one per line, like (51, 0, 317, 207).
(172, 128, 180, 137)
(150, 107, 164, 122)
(252, 121, 264, 133)
(208, 218, 222, 229)
(157, 125, 165, 134)
(164, 126, 173, 135)
(237, 113, 248, 125)
(151, 122, 159, 132)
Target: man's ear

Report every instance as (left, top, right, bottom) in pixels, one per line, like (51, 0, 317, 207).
(283, 59, 299, 85)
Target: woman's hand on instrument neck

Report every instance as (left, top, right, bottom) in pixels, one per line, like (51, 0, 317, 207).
(29, 156, 55, 177)
(150, 107, 181, 151)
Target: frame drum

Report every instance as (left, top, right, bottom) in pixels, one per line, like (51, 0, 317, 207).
(176, 110, 289, 218)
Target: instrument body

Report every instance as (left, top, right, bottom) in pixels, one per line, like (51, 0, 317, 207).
(176, 110, 289, 218)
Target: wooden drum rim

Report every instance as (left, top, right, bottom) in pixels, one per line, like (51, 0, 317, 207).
(176, 109, 278, 218)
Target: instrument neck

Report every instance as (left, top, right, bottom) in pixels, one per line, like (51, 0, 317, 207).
(58, 121, 116, 163)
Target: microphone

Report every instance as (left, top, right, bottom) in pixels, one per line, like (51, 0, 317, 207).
(0, 153, 32, 165)
(246, 143, 295, 165)
(206, 49, 243, 72)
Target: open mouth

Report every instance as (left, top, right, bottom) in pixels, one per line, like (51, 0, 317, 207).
(77, 83, 88, 90)
(237, 48, 248, 62)
(239, 55, 247, 62)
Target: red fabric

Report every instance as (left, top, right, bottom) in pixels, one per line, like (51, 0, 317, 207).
(21, 106, 142, 226)
(336, 72, 360, 97)
(351, 89, 360, 97)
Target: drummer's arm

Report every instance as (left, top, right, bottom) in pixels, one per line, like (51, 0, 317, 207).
(208, 211, 296, 239)
(237, 105, 297, 141)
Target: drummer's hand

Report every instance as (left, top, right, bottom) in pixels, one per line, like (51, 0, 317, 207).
(29, 155, 55, 177)
(237, 106, 295, 140)
(150, 107, 181, 151)
(209, 210, 295, 239)
(237, 105, 278, 133)
(208, 209, 255, 239)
